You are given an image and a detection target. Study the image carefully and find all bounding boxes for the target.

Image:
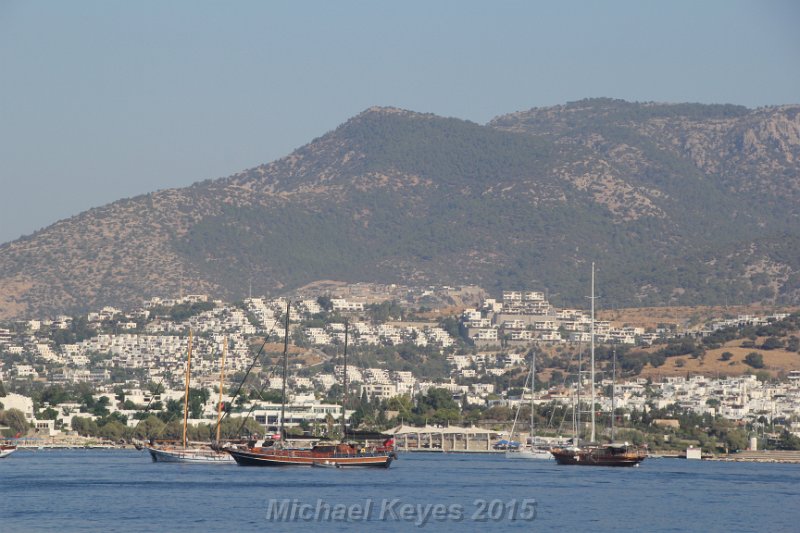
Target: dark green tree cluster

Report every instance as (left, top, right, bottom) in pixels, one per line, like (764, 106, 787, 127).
(366, 300, 404, 323)
(349, 391, 389, 429)
(0, 408, 30, 436)
(70, 413, 264, 442)
(410, 388, 461, 426)
(149, 301, 215, 322)
(50, 315, 95, 346)
(744, 352, 765, 369)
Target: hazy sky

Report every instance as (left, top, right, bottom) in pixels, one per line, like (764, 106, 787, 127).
(1, 0, 798, 244)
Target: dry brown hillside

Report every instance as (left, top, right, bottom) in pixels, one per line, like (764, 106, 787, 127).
(1, 100, 799, 319)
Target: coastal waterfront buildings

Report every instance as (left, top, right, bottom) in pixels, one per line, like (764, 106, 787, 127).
(3, 367, 800, 439)
(1, 286, 798, 440)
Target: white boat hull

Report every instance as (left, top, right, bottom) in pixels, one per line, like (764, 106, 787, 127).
(0, 447, 16, 459)
(146, 446, 234, 464)
(505, 448, 552, 460)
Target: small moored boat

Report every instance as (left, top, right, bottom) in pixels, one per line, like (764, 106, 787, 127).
(0, 445, 17, 459)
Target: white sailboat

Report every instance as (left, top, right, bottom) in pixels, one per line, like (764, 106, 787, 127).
(146, 331, 234, 464)
(505, 349, 552, 460)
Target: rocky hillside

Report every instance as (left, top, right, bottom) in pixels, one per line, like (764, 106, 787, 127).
(1, 99, 798, 319)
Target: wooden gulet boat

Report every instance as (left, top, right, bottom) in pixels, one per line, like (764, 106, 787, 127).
(227, 442, 396, 468)
(145, 331, 234, 464)
(227, 304, 396, 468)
(549, 442, 647, 466)
(549, 263, 647, 468)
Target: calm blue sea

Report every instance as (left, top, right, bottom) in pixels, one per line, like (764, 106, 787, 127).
(1, 449, 799, 532)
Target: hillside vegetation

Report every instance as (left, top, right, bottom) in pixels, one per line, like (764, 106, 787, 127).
(0, 99, 799, 318)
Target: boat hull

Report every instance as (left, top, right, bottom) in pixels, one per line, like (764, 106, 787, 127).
(0, 446, 16, 459)
(146, 446, 235, 464)
(505, 448, 552, 460)
(228, 448, 396, 468)
(550, 446, 646, 467)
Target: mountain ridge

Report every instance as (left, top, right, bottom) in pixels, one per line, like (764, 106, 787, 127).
(1, 99, 799, 319)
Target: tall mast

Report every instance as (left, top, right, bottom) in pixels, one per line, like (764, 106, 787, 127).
(182, 330, 193, 449)
(341, 320, 349, 440)
(216, 335, 228, 444)
(577, 341, 582, 440)
(279, 301, 290, 445)
(590, 262, 596, 443)
(572, 381, 577, 440)
(530, 350, 536, 442)
(611, 346, 616, 442)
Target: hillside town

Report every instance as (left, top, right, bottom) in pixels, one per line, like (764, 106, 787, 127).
(1, 284, 799, 446)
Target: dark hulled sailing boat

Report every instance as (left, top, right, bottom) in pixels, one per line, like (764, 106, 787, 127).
(549, 263, 647, 467)
(549, 441, 647, 466)
(226, 303, 396, 468)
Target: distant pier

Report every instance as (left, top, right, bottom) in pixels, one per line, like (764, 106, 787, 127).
(709, 450, 800, 463)
(390, 424, 503, 453)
